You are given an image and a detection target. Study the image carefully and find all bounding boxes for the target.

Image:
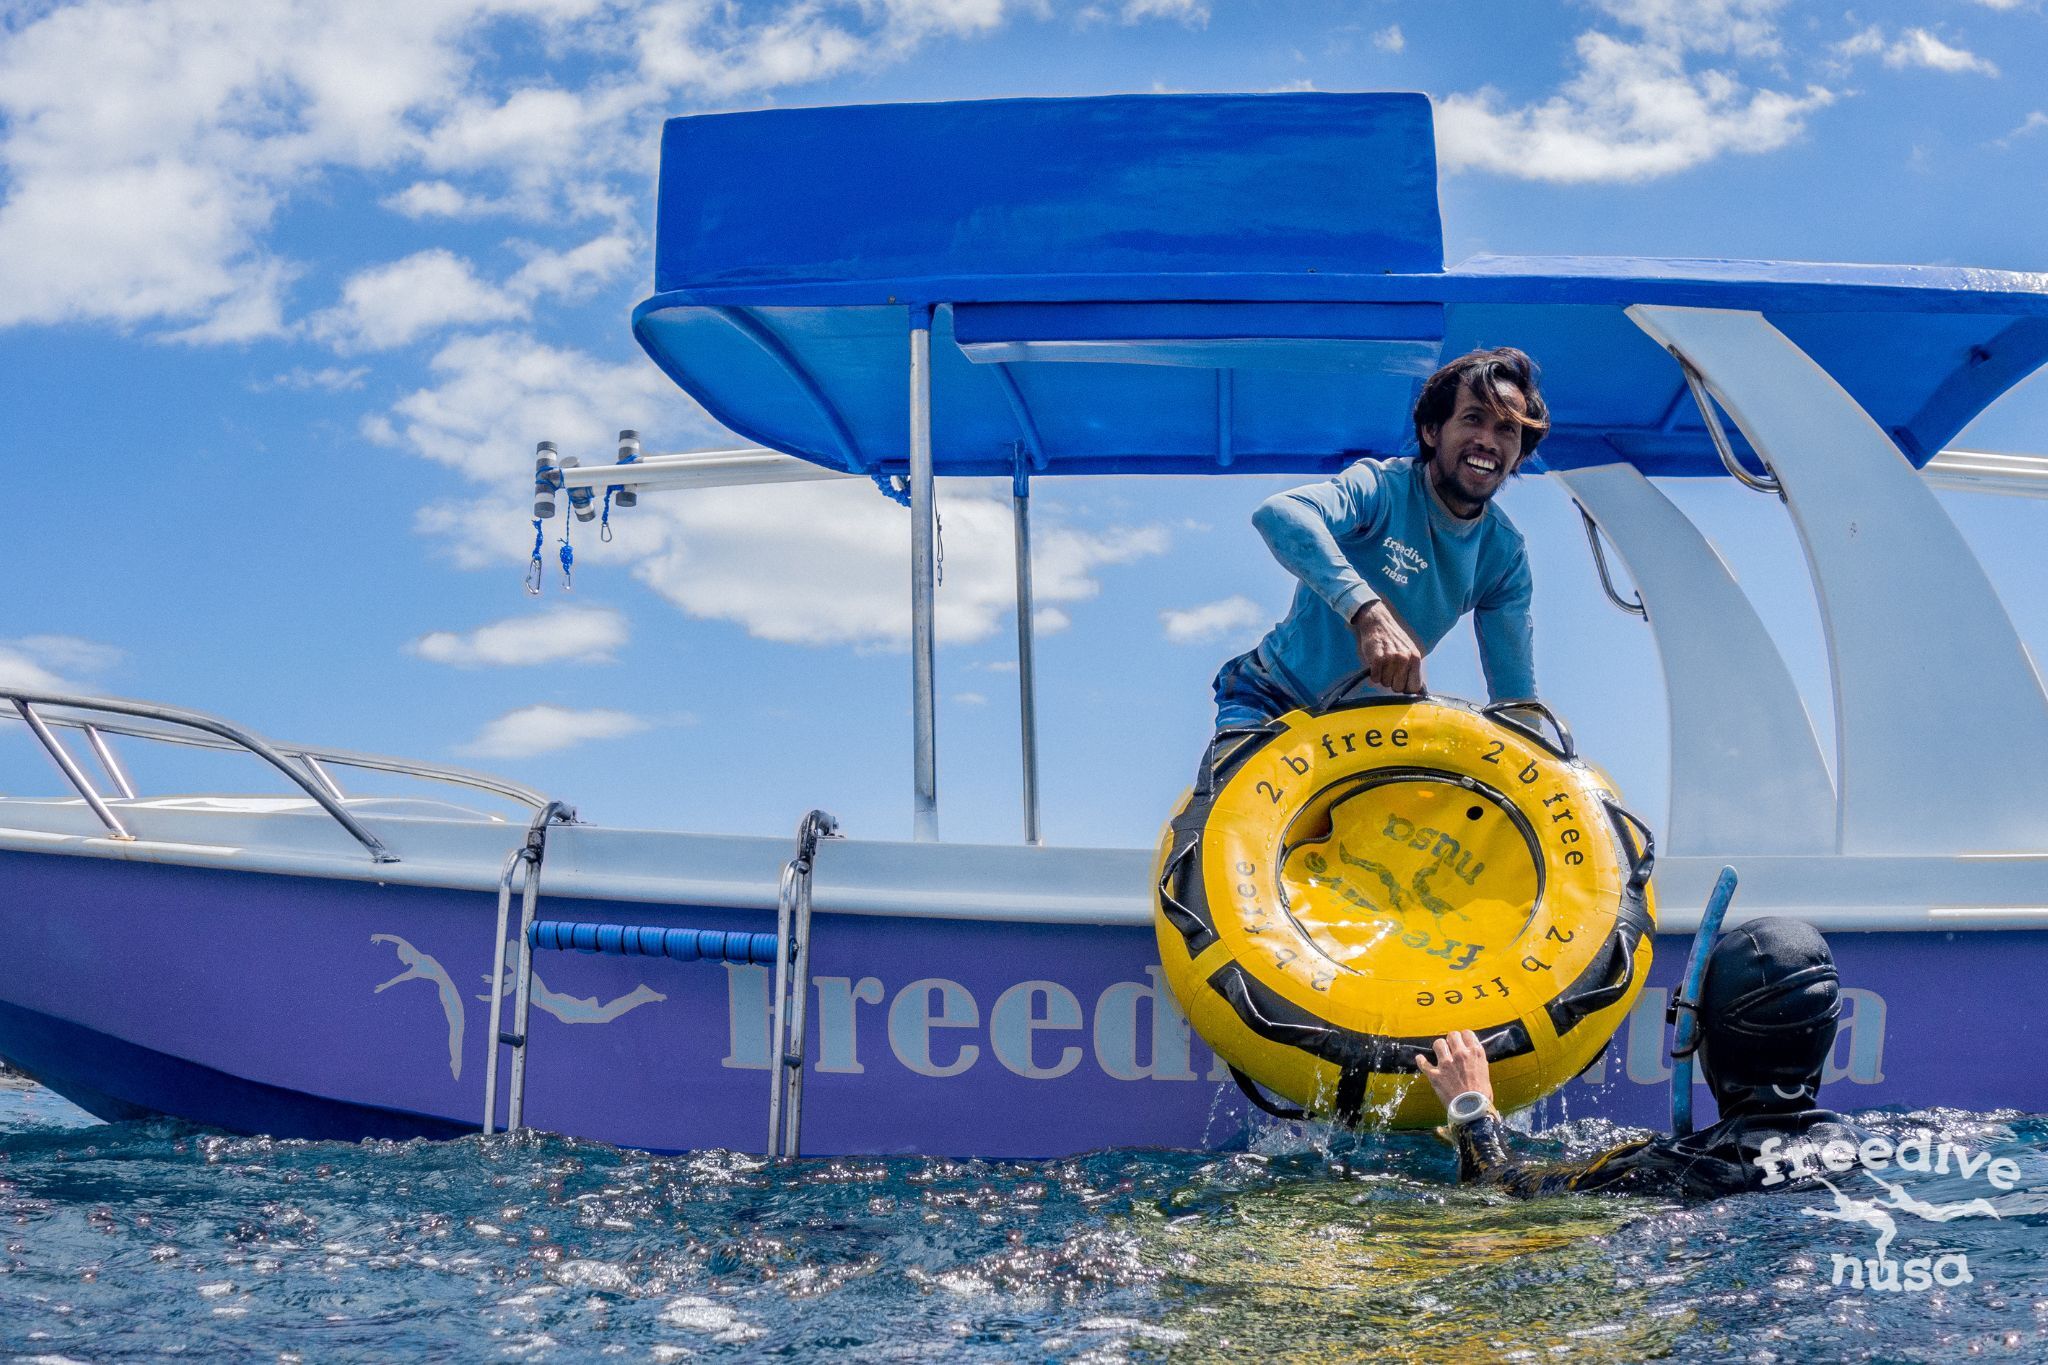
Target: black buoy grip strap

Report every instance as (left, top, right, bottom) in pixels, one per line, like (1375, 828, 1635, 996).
(1481, 698, 1576, 762)
(1604, 800, 1657, 891)
(1312, 666, 1428, 713)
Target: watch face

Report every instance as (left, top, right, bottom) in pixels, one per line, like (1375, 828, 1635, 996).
(1450, 1092, 1488, 1122)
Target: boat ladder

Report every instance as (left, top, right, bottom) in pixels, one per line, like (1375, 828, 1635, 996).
(481, 808, 839, 1158)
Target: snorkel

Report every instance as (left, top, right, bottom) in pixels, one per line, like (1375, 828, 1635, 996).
(1668, 865, 1739, 1137)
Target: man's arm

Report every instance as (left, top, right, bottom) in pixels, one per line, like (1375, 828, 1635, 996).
(1418, 1029, 1657, 1197)
(1473, 550, 1536, 705)
(1251, 464, 1424, 693)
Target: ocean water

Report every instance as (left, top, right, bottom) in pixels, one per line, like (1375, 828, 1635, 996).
(3, 1071, 2045, 1362)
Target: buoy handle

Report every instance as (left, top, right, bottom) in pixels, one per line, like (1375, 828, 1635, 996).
(1483, 699, 1576, 762)
(1312, 667, 1430, 712)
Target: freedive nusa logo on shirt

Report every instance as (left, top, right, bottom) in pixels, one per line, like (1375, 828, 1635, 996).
(1380, 536, 1428, 587)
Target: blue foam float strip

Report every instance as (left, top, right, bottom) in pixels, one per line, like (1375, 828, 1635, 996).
(527, 919, 779, 966)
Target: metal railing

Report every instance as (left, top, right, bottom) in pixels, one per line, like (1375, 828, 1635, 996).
(1575, 504, 1647, 619)
(2, 688, 553, 863)
(1673, 347, 1783, 497)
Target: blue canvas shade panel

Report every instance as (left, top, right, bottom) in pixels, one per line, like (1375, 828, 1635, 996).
(632, 92, 2048, 481)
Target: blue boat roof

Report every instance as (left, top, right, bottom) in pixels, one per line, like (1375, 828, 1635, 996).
(632, 93, 2048, 479)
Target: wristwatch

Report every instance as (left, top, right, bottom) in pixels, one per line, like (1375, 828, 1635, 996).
(1446, 1090, 1493, 1125)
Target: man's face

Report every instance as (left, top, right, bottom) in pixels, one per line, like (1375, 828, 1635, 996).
(1424, 379, 1526, 507)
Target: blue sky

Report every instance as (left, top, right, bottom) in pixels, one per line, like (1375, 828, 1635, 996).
(2, 0, 2044, 849)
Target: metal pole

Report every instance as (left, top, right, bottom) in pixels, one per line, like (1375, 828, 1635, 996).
(14, 701, 130, 840)
(767, 863, 796, 1155)
(505, 861, 542, 1131)
(908, 307, 940, 842)
(783, 864, 815, 1158)
(1011, 456, 1043, 845)
(482, 847, 522, 1135)
(81, 724, 137, 799)
(298, 754, 347, 803)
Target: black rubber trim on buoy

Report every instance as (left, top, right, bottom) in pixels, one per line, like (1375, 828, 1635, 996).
(1205, 959, 1534, 1125)
(1542, 801, 1656, 1039)
(1156, 722, 1285, 961)
(1229, 1066, 1308, 1121)
(1155, 834, 1218, 957)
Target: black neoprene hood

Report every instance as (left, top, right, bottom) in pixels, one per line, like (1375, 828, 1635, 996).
(1698, 918, 1842, 1117)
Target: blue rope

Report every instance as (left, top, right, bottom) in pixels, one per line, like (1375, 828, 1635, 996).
(600, 487, 615, 543)
(871, 471, 911, 508)
(525, 519, 544, 596)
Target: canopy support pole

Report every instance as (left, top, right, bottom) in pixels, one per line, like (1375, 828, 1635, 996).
(909, 308, 940, 842)
(1011, 448, 1043, 845)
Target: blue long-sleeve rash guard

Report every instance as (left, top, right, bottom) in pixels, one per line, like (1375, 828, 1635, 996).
(1243, 455, 1537, 709)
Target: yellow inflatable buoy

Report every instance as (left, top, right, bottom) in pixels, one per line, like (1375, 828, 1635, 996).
(1154, 695, 1655, 1129)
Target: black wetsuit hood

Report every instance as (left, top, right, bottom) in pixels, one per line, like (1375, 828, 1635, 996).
(1698, 918, 1843, 1121)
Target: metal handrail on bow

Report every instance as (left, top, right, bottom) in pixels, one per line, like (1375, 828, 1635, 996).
(1, 687, 419, 859)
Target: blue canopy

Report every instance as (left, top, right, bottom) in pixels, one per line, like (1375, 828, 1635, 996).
(632, 93, 2048, 479)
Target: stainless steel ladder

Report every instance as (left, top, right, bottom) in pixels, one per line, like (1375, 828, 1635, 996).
(481, 808, 838, 1158)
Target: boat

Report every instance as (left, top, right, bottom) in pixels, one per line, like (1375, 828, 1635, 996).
(3, 91, 2045, 1157)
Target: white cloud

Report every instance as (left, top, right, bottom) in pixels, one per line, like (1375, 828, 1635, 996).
(410, 606, 628, 667)
(310, 232, 634, 354)
(1586, 0, 1785, 58)
(0, 0, 483, 336)
(954, 691, 989, 705)
(1999, 111, 2048, 146)
(1835, 25, 1999, 76)
(1120, 0, 1208, 24)
(634, 0, 1016, 97)
(1439, 25, 1833, 184)
(0, 635, 123, 693)
(0, 0, 1055, 341)
(0, 650, 71, 694)
(626, 481, 1166, 647)
(1372, 24, 1404, 53)
(311, 249, 524, 353)
(373, 330, 701, 486)
(508, 235, 637, 301)
(1160, 595, 1269, 645)
(1885, 28, 1998, 76)
(379, 331, 1172, 649)
(459, 704, 650, 758)
(1834, 25, 1887, 61)
(251, 365, 368, 393)
(382, 181, 496, 220)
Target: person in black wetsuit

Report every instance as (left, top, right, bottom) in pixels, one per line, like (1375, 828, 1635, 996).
(1415, 918, 1866, 1199)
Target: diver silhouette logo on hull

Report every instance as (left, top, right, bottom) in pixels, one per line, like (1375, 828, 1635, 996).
(371, 934, 465, 1079)
(369, 934, 668, 1086)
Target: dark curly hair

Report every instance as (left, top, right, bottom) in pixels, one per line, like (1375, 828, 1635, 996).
(1413, 347, 1550, 467)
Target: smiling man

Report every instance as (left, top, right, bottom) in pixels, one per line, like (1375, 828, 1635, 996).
(1212, 348, 1551, 728)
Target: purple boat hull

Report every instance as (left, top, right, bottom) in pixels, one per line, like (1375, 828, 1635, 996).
(0, 847, 2028, 1155)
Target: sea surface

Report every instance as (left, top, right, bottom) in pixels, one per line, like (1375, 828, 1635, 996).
(3, 1071, 2045, 1362)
